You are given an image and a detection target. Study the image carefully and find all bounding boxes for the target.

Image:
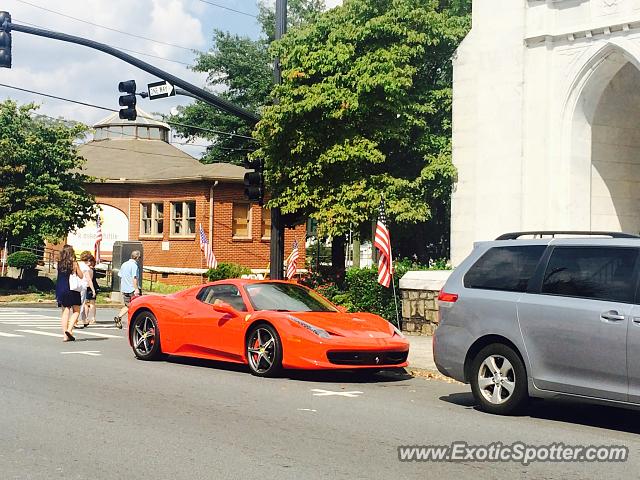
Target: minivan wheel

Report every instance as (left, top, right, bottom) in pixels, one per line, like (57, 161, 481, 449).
(470, 343, 528, 415)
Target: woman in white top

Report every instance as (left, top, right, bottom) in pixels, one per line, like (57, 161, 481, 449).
(75, 251, 92, 328)
(83, 254, 98, 326)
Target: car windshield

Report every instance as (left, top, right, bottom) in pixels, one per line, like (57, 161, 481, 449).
(244, 283, 338, 312)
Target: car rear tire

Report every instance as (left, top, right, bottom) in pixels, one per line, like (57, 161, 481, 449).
(246, 324, 282, 377)
(130, 311, 163, 361)
(470, 343, 528, 415)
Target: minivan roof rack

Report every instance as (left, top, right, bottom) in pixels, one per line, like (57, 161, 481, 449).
(496, 231, 640, 240)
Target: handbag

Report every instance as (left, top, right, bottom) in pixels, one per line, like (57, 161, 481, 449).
(69, 273, 83, 292)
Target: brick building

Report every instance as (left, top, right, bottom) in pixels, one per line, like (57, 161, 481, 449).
(67, 109, 305, 285)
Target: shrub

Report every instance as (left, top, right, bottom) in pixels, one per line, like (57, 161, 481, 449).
(30, 276, 55, 292)
(205, 262, 252, 281)
(7, 251, 39, 270)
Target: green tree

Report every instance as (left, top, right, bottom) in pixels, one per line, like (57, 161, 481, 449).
(254, 0, 470, 246)
(169, 0, 326, 165)
(0, 101, 96, 246)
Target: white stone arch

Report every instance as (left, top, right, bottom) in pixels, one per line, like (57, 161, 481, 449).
(67, 204, 129, 254)
(559, 38, 640, 229)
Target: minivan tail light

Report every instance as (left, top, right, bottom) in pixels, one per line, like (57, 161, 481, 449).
(438, 290, 458, 303)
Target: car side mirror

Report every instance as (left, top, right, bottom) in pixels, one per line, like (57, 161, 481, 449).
(212, 301, 238, 316)
(336, 305, 347, 313)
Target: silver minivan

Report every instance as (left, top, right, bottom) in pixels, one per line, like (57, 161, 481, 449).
(434, 231, 640, 415)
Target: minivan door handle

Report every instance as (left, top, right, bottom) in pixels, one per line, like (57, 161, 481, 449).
(601, 311, 625, 322)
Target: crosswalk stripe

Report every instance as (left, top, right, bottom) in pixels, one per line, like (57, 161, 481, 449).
(0, 319, 59, 322)
(16, 330, 63, 338)
(6, 325, 60, 328)
(0, 312, 51, 316)
(74, 331, 122, 339)
(0, 332, 24, 337)
(36, 326, 119, 331)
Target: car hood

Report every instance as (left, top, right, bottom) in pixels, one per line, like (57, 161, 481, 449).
(285, 311, 396, 339)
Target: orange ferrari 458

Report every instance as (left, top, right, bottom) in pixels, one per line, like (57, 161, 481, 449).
(127, 279, 409, 377)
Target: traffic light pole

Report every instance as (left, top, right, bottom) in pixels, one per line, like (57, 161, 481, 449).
(3, 16, 289, 280)
(269, 0, 287, 280)
(5, 21, 259, 124)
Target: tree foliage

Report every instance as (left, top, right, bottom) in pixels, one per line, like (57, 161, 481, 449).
(0, 101, 96, 245)
(253, 0, 470, 238)
(170, 0, 326, 165)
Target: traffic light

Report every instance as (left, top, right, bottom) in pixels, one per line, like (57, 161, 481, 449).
(244, 157, 264, 204)
(118, 80, 137, 120)
(0, 12, 11, 69)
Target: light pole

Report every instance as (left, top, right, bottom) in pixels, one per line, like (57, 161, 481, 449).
(269, 0, 287, 280)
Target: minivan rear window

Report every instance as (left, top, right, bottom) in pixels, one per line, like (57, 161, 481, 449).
(464, 246, 546, 292)
(541, 246, 639, 303)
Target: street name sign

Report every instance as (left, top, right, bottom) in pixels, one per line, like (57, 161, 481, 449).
(148, 80, 175, 100)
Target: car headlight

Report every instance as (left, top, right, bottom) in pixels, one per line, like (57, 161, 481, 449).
(289, 316, 331, 339)
(392, 325, 405, 338)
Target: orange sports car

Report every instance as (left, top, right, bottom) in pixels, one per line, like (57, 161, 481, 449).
(127, 279, 409, 377)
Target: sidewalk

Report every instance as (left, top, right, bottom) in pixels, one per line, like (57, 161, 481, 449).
(407, 335, 437, 372)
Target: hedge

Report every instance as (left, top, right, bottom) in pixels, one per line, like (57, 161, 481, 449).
(205, 262, 252, 282)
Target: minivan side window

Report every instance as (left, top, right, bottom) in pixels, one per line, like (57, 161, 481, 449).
(464, 246, 546, 292)
(541, 247, 639, 303)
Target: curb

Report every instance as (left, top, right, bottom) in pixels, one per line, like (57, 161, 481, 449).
(406, 367, 464, 384)
(0, 302, 121, 309)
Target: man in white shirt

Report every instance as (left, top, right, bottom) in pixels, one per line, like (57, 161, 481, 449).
(114, 250, 140, 329)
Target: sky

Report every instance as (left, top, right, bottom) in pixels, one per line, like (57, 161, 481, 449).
(0, 0, 343, 157)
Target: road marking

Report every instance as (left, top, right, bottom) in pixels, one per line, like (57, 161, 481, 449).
(74, 331, 121, 339)
(297, 408, 317, 412)
(61, 351, 102, 356)
(16, 330, 62, 338)
(3, 321, 60, 328)
(0, 332, 24, 337)
(0, 319, 59, 323)
(310, 389, 363, 398)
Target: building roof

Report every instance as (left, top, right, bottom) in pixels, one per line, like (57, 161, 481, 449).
(79, 139, 247, 184)
(93, 107, 170, 130)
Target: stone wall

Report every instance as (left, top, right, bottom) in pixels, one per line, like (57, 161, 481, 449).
(401, 289, 439, 335)
(399, 270, 452, 336)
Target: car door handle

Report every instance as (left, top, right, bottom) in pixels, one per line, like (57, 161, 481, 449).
(601, 311, 625, 322)
(633, 317, 640, 325)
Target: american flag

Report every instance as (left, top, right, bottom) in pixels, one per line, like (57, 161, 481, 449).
(94, 215, 102, 264)
(199, 224, 217, 269)
(286, 239, 299, 280)
(374, 199, 393, 288)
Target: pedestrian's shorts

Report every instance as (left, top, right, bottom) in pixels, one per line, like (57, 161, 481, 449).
(122, 292, 134, 307)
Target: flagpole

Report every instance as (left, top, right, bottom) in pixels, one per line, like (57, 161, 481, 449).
(1, 238, 7, 277)
(389, 253, 401, 329)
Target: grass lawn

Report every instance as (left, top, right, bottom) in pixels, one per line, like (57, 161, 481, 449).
(142, 279, 186, 295)
(0, 290, 56, 303)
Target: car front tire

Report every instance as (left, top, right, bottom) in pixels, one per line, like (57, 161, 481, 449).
(246, 323, 282, 377)
(470, 343, 528, 415)
(130, 311, 163, 361)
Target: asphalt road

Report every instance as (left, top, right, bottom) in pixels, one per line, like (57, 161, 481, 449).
(1, 307, 639, 480)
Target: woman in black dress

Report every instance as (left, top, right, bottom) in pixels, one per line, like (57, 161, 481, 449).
(55, 244, 83, 341)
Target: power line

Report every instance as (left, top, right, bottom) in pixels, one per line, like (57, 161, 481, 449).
(0, 82, 258, 141)
(195, 0, 257, 18)
(98, 126, 256, 151)
(0, 82, 115, 113)
(14, 18, 192, 66)
(14, 0, 198, 52)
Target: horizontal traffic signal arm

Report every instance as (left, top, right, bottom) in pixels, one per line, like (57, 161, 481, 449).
(4, 20, 259, 125)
